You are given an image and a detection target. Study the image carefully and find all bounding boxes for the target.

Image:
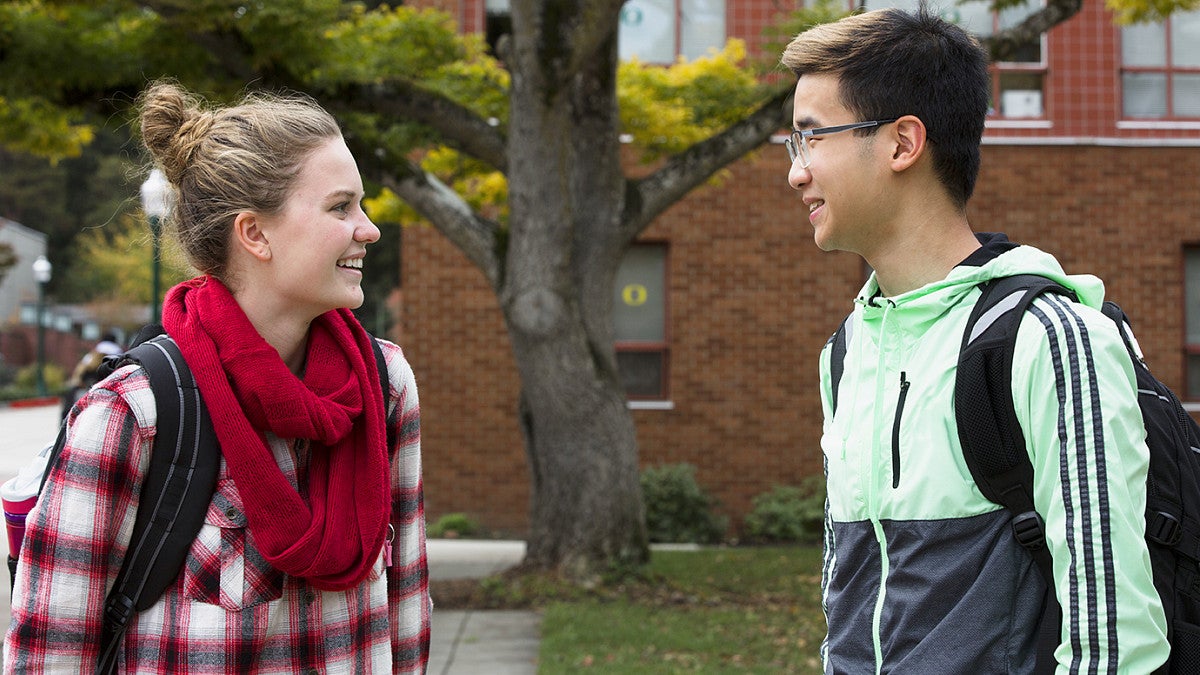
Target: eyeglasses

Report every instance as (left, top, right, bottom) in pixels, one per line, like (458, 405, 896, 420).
(785, 119, 900, 168)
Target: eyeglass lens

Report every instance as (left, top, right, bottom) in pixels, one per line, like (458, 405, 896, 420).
(786, 132, 807, 166)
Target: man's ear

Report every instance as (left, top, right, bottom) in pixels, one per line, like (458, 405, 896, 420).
(233, 212, 271, 261)
(889, 115, 927, 172)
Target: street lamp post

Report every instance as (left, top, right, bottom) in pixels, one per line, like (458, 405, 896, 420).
(31, 255, 52, 397)
(140, 169, 171, 325)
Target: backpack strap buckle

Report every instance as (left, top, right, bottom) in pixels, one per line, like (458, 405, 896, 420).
(1148, 511, 1181, 547)
(1012, 511, 1047, 550)
(103, 592, 135, 629)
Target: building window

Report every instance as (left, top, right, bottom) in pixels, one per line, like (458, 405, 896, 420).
(1185, 246, 1200, 398)
(614, 243, 669, 400)
(618, 0, 726, 64)
(864, 0, 1047, 118)
(1121, 11, 1200, 118)
(484, 0, 513, 57)
(487, 0, 725, 65)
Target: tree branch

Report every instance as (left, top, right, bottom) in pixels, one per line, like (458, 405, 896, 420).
(350, 142, 502, 289)
(328, 82, 508, 172)
(140, 0, 266, 84)
(983, 0, 1084, 62)
(141, 1, 507, 170)
(622, 85, 793, 242)
(509, 0, 625, 95)
(563, 0, 627, 82)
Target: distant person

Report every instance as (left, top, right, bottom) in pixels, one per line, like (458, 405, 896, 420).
(59, 333, 123, 421)
(782, 8, 1168, 672)
(5, 81, 430, 672)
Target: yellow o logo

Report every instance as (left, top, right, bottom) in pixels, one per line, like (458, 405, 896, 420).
(622, 284, 648, 307)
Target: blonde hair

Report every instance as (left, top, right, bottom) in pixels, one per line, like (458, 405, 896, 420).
(136, 81, 342, 280)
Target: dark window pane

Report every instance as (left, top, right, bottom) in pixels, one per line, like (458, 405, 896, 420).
(617, 351, 664, 399)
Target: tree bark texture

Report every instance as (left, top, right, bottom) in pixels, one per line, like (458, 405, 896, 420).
(501, 0, 649, 577)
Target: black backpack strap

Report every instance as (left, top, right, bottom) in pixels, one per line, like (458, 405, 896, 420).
(370, 336, 397, 452)
(955, 274, 1074, 674)
(829, 314, 852, 416)
(956, 274, 1072, 558)
(96, 334, 219, 675)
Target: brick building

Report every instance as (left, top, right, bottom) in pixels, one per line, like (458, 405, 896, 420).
(403, 0, 1200, 536)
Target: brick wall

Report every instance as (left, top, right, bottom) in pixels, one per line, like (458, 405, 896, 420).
(399, 227, 528, 534)
(401, 142, 1200, 537)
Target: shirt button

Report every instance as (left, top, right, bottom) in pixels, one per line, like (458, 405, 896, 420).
(302, 590, 317, 604)
(224, 507, 238, 519)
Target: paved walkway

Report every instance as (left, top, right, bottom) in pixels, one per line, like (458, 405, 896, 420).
(428, 540, 537, 674)
(0, 402, 540, 674)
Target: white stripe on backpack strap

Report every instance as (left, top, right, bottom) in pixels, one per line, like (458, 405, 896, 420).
(967, 288, 1026, 345)
(1137, 389, 1172, 404)
(1119, 318, 1146, 363)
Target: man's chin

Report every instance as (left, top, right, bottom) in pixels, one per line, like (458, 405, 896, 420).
(813, 230, 838, 252)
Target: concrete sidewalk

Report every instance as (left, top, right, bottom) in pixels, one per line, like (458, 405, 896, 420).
(0, 402, 540, 674)
(427, 540, 539, 674)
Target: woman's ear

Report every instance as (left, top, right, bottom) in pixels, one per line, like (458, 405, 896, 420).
(889, 115, 927, 172)
(232, 212, 271, 261)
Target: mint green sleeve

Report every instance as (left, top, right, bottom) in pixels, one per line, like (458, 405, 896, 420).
(817, 338, 834, 672)
(1013, 299, 1169, 673)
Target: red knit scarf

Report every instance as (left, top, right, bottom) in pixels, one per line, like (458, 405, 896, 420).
(162, 276, 389, 591)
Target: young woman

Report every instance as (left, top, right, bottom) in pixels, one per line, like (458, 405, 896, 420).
(4, 81, 431, 673)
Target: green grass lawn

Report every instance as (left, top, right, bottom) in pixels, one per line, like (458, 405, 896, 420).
(536, 545, 826, 673)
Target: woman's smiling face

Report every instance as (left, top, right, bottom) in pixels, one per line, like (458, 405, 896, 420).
(253, 136, 380, 320)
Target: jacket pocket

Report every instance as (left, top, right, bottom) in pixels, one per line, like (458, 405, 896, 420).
(892, 372, 910, 489)
(182, 478, 285, 611)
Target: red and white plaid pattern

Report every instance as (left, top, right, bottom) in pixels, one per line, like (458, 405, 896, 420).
(4, 340, 430, 674)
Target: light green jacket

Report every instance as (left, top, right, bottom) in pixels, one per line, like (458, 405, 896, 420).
(818, 237, 1169, 673)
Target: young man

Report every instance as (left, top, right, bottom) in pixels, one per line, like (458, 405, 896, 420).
(782, 8, 1169, 673)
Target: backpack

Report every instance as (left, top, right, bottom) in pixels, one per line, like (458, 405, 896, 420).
(7, 324, 391, 675)
(829, 274, 1200, 674)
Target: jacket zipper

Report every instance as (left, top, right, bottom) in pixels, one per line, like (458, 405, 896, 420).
(892, 372, 910, 489)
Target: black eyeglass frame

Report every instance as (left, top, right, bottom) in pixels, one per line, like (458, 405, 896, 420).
(785, 118, 900, 167)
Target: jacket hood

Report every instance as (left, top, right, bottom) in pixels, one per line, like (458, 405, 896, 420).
(856, 232, 1106, 312)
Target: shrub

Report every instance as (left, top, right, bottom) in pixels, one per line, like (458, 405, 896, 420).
(428, 512, 480, 538)
(743, 477, 826, 544)
(14, 362, 66, 393)
(0, 358, 16, 387)
(640, 463, 727, 544)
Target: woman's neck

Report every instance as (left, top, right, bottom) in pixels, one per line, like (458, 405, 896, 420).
(231, 290, 312, 375)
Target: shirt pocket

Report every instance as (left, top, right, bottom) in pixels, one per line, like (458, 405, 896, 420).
(182, 478, 285, 611)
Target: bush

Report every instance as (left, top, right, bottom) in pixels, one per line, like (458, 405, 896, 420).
(640, 463, 727, 544)
(0, 357, 16, 387)
(743, 477, 826, 544)
(428, 512, 480, 538)
(0, 363, 67, 400)
(14, 362, 66, 393)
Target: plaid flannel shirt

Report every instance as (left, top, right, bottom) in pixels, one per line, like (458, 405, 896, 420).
(4, 340, 430, 674)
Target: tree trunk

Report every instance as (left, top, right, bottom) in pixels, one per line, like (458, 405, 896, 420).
(509, 328, 648, 577)
(502, 0, 648, 578)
